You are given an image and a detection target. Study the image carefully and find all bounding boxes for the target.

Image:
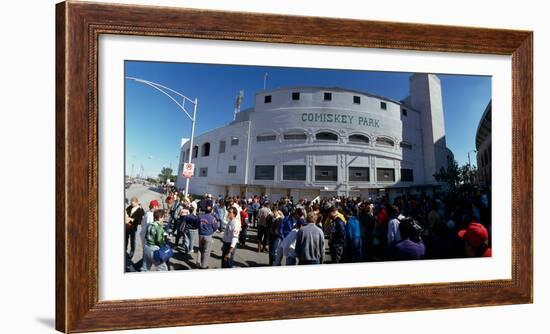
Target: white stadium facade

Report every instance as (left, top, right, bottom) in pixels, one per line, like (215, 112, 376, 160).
(176, 73, 453, 201)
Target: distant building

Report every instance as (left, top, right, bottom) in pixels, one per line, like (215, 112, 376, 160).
(476, 101, 492, 187)
(176, 73, 453, 201)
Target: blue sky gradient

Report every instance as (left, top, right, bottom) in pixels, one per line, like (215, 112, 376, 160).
(125, 61, 491, 178)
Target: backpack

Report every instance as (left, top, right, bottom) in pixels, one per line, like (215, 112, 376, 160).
(153, 244, 173, 264)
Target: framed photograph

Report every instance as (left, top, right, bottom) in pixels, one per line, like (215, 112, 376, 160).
(56, 1, 532, 332)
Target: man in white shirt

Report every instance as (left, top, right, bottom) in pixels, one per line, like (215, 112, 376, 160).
(221, 207, 241, 268)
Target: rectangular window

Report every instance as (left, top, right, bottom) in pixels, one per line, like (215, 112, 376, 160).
(324, 92, 332, 101)
(199, 167, 208, 177)
(254, 165, 275, 180)
(401, 168, 414, 182)
(193, 146, 198, 158)
(353, 96, 361, 104)
(380, 101, 387, 110)
(402, 109, 408, 116)
(228, 165, 237, 174)
(377, 168, 395, 182)
(349, 167, 370, 182)
(231, 137, 239, 146)
(283, 133, 307, 140)
(264, 95, 272, 103)
(283, 165, 306, 181)
(315, 166, 338, 181)
(257, 134, 276, 142)
(400, 142, 413, 149)
(219, 140, 226, 153)
(292, 92, 300, 100)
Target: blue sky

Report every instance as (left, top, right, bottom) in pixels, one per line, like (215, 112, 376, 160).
(125, 61, 491, 178)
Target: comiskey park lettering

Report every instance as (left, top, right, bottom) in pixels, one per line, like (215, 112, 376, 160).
(301, 112, 380, 128)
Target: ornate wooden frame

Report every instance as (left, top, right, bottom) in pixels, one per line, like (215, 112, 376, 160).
(56, 1, 533, 332)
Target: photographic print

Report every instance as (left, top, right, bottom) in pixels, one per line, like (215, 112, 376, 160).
(56, 3, 532, 331)
(124, 61, 492, 272)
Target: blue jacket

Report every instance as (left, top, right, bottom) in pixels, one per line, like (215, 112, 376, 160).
(346, 216, 362, 241)
(279, 216, 306, 239)
(198, 213, 218, 236)
(328, 217, 346, 245)
(183, 214, 200, 230)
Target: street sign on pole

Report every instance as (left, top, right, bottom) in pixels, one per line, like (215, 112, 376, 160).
(182, 163, 195, 178)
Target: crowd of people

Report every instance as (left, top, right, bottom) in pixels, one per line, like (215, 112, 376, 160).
(124, 186, 492, 272)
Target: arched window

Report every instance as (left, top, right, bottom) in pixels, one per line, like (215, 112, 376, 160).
(376, 137, 394, 147)
(201, 142, 210, 157)
(283, 131, 307, 141)
(349, 134, 369, 144)
(316, 132, 338, 141)
(193, 145, 199, 158)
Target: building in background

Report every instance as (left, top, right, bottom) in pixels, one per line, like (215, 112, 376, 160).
(476, 101, 492, 188)
(176, 73, 453, 201)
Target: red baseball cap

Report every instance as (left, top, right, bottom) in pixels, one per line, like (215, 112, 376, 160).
(149, 200, 160, 208)
(458, 222, 489, 247)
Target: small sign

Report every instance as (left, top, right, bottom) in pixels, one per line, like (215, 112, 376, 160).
(182, 163, 194, 178)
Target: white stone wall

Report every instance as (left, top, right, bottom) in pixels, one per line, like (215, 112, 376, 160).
(176, 84, 446, 198)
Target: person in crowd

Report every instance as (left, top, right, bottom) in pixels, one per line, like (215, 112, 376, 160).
(295, 212, 325, 265)
(249, 197, 260, 228)
(183, 206, 200, 254)
(197, 206, 218, 269)
(173, 201, 189, 250)
(278, 197, 292, 217)
(256, 201, 271, 252)
(390, 217, 425, 261)
(327, 206, 346, 264)
(268, 209, 284, 265)
(239, 201, 249, 246)
(143, 209, 168, 271)
(279, 208, 305, 240)
(125, 196, 145, 259)
(458, 221, 492, 257)
(221, 207, 241, 268)
(189, 195, 198, 213)
(357, 202, 375, 261)
(374, 202, 389, 257)
(387, 205, 402, 249)
(276, 217, 300, 265)
(213, 199, 227, 232)
(310, 203, 324, 230)
(140, 199, 159, 271)
(344, 208, 363, 262)
(198, 193, 213, 214)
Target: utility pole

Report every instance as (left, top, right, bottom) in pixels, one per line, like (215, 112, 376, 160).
(126, 76, 198, 196)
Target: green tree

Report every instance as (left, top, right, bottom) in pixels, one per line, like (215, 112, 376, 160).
(158, 167, 176, 184)
(434, 158, 461, 189)
(434, 158, 478, 188)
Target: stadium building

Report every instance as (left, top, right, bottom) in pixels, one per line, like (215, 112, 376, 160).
(176, 73, 453, 201)
(476, 100, 492, 187)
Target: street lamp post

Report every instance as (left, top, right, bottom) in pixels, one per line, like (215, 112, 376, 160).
(467, 149, 477, 184)
(126, 76, 198, 197)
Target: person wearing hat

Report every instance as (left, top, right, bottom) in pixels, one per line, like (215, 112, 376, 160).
(458, 222, 492, 257)
(390, 217, 425, 261)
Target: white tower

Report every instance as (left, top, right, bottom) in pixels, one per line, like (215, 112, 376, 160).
(408, 73, 449, 183)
